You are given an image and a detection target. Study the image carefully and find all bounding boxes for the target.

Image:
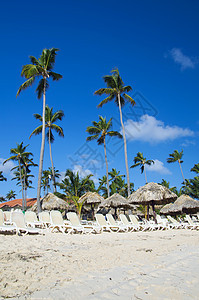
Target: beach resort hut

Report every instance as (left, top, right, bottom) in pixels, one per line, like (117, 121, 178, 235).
(160, 195, 199, 215)
(31, 193, 69, 212)
(79, 192, 104, 219)
(128, 182, 177, 223)
(99, 193, 131, 219)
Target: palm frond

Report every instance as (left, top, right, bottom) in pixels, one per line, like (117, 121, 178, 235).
(97, 94, 115, 108)
(36, 79, 49, 99)
(29, 125, 42, 138)
(21, 64, 39, 79)
(33, 113, 42, 121)
(123, 93, 135, 106)
(49, 71, 63, 81)
(16, 77, 35, 97)
(86, 135, 99, 141)
(51, 124, 64, 137)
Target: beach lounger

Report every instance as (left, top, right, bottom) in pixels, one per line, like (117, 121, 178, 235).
(95, 213, 126, 233)
(0, 209, 16, 234)
(49, 210, 73, 234)
(119, 214, 139, 232)
(11, 211, 41, 235)
(129, 215, 149, 231)
(167, 215, 186, 229)
(25, 211, 43, 228)
(156, 214, 170, 230)
(38, 211, 51, 228)
(106, 214, 128, 232)
(67, 212, 102, 234)
(3, 211, 11, 224)
(185, 215, 199, 230)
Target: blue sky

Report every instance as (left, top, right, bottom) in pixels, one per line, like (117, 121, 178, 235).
(0, 0, 199, 199)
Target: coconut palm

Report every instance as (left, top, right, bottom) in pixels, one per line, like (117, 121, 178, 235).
(86, 116, 122, 197)
(3, 142, 33, 210)
(17, 48, 62, 212)
(167, 150, 186, 185)
(130, 152, 154, 183)
(30, 105, 64, 192)
(0, 171, 7, 182)
(58, 169, 94, 217)
(6, 190, 17, 201)
(95, 68, 135, 197)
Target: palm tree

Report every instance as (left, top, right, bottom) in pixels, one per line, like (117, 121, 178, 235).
(167, 150, 186, 185)
(30, 105, 64, 192)
(95, 69, 135, 197)
(6, 190, 17, 201)
(58, 169, 94, 217)
(17, 48, 62, 212)
(3, 142, 33, 210)
(130, 152, 154, 183)
(0, 171, 7, 182)
(86, 116, 122, 197)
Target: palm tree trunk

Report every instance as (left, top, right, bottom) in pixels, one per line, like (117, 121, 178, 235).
(118, 93, 130, 197)
(103, 139, 110, 197)
(18, 160, 25, 211)
(24, 166, 27, 210)
(144, 166, 148, 183)
(48, 129, 57, 193)
(36, 77, 46, 213)
(178, 160, 186, 186)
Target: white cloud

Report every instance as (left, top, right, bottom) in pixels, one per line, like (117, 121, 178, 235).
(73, 165, 99, 184)
(123, 115, 194, 144)
(145, 159, 171, 175)
(0, 158, 16, 176)
(169, 48, 196, 70)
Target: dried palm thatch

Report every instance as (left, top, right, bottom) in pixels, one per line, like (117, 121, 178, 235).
(161, 195, 199, 215)
(160, 203, 174, 215)
(31, 193, 69, 212)
(78, 192, 104, 204)
(99, 193, 129, 209)
(128, 182, 177, 205)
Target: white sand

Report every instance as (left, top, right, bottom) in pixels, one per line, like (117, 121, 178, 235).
(0, 229, 199, 299)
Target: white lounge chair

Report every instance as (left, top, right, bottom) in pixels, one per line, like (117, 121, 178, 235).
(167, 215, 186, 229)
(95, 213, 121, 233)
(11, 211, 41, 235)
(119, 214, 139, 232)
(38, 211, 51, 228)
(67, 212, 102, 234)
(0, 209, 16, 234)
(156, 215, 170, 230)
(129, 215, 149, 231)
(106, 214, 128, 232)
(49, 210, 73, 234)
(185, 215, 199, 230)
(3, 211, 11, 224)
(25, 211, 43, 228)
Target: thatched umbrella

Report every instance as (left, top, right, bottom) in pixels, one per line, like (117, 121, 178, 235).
(160, 203, 174, 215)
(31, 193, 69, 212)
(99, 193, 131, 218)
(78, 192, 104, 219)
(160, 195, 199, 215)
(128, 182, 177, 222)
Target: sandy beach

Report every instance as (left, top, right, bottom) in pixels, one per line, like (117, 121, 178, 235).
(0, 229, 199, 300)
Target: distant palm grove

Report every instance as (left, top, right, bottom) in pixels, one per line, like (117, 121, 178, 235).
(1, 48, 198, 213)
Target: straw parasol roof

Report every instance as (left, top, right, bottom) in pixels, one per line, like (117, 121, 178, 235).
(31, 193, 69, 212)
(99, 193, 130, 209)
(160, 195, 199, 215)
(128, 182, 177, 205)
(78, 192, 104, 205)
(160, 203, 174, 215)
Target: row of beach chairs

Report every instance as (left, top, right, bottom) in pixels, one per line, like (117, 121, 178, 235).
(1, 209, 199, 235)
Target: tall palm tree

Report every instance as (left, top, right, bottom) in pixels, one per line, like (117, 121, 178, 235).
(17, 48, 62, 212)
(167, 150, 186, 185)
(3, 142, 33, 210)
(86, 116, 122, 197)
(0, 171, 7, 182)
(6, 190, 17, 201)
(95, 69, 135, 197)
(130, 152, 154, 183)
(30, 105, 64, 192)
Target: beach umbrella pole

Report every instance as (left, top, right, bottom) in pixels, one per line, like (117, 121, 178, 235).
(151, 201, 157, 224)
